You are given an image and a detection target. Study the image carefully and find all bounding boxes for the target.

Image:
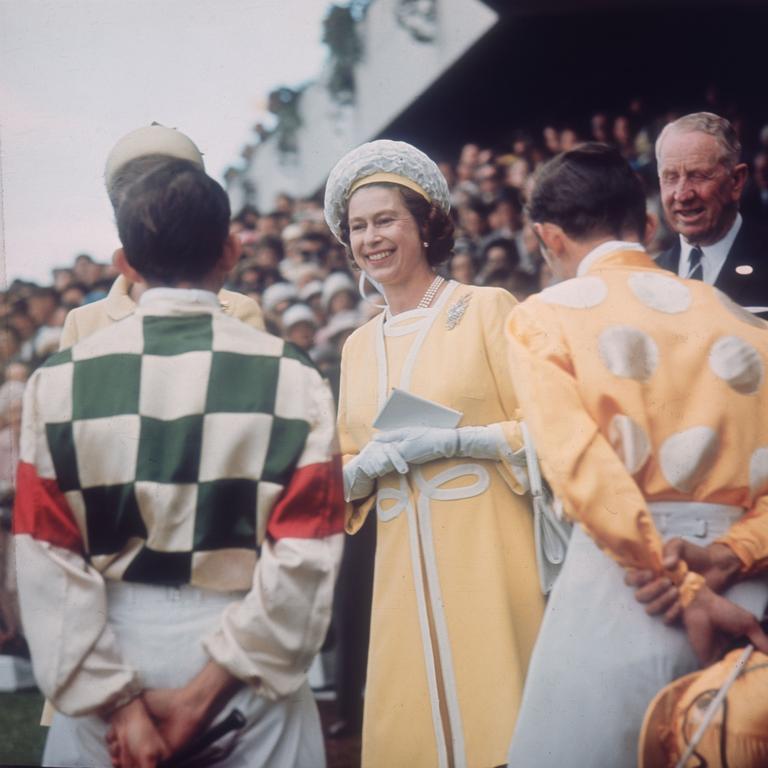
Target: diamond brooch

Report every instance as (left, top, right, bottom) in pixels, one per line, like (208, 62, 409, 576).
(446, 293, 471, 330)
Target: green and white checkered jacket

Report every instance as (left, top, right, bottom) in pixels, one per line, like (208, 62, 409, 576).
(14, 290, 345, 715)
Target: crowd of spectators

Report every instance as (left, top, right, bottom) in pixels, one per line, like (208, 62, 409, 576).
(2, 93, 768, 656)
(223, 97, 768, 401)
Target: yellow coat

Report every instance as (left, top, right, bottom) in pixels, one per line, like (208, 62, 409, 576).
(59, 275, 264, 348)
(338, 281, 543, 768)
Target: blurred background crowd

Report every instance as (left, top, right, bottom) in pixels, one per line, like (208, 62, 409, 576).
(4, 91, 768, 395)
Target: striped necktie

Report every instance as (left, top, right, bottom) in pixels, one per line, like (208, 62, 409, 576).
(687, 246, 704, 280)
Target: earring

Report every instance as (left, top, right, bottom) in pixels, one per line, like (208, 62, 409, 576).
(423, 242, 429, 248)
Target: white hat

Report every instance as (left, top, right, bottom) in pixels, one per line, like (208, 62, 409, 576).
(323, 139, 451, 242)
(299, 279, 324, 302)
(291, 263, 324, 286)
(316, 310, 362, 344)
(282, 303, 317, 330)
(105, 123, 204, 184)
(281, 223, 304, 242)
(261, 282, 298, 314)
(321, 272, 356, 310)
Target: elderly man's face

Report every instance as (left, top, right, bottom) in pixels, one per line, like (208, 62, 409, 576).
(658, 130, 747, 246)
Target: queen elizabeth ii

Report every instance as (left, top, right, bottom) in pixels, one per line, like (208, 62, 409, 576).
(325, 140, 545, 768)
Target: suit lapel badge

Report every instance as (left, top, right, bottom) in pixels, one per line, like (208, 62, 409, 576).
(446, 293, 471, 330)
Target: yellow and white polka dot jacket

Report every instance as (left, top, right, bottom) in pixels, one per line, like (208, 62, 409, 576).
(507, 248, 768, 606)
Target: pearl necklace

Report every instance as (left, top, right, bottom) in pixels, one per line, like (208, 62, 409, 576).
(416, 275, 444, 309)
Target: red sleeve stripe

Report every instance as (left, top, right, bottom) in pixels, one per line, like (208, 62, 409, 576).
(267, 455, 345, 540)
(13, 461, 84, 554)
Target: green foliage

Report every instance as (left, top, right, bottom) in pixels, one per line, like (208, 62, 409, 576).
(323, 5, 362, 104)
(0, 690, 47, 765)
(267, 87, 303, 154)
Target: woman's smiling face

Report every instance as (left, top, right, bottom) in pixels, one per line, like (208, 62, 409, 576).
(347, 185, 426, 289)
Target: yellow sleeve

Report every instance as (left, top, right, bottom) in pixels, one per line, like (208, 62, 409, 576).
(337, 339, 376, 534)
(506, 299, 703, 605)
(716, 495, 768, 575)
(220, 289, 266, 331)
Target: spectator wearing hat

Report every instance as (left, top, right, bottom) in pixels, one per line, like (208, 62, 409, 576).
(315, 309, 362, 355)
(311, 308, 365, 418)
(260, 280, 298, 319)
(280, 222, 304, 252)
(281, 303, 317, 353)
(290, 263, 325, 292)
(60, 124, 264, 351)
(278, 224, 309, 283)
(321, 272, 358, 318)
(298, 279, 325, 324)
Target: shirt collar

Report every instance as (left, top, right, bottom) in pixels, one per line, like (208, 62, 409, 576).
(678, 213, 742, 281)
(139, 287, 220, 309)
(577, 240, 646, 277)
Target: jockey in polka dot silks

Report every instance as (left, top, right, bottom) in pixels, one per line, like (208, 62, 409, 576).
(506, 143, 768, 768)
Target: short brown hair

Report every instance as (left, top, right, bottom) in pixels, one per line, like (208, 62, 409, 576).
(528, 143, 646, 242)
(117, 159, 231, 284)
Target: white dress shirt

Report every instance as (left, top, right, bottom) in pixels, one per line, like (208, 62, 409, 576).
(678, 213, 742, 284)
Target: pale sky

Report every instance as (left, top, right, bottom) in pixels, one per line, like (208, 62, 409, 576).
(0, 0, 330, 285)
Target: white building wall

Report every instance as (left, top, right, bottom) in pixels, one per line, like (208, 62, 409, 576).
(233, 0, 497, 212)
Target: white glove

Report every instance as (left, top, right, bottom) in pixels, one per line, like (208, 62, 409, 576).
(374, 424, 521, 465)
(344, 440, 409, 502)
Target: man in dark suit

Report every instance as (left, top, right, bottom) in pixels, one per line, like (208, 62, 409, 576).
(655, 112, 768, 312)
